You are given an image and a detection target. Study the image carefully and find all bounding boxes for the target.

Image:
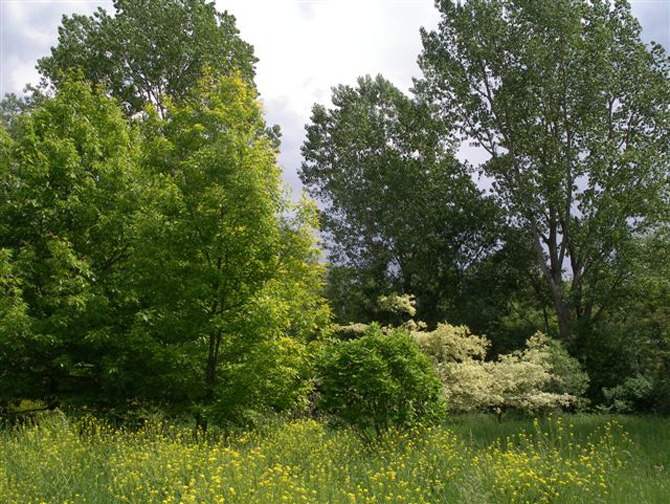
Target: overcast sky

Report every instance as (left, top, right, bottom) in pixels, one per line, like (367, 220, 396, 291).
(1, 0, 669, 198)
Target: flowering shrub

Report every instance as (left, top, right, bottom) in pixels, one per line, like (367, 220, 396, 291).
(414, 323, 489, 363)
(415, 325, 589, 415)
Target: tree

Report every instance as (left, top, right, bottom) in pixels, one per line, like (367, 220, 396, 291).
(0, 77, 142, 407)
(133, 73, 330, 425)
(38, 0, 257, 117)
(0, 74, 330, 423)
(301, 74, 499, 324)
(418, 0, 670, 340)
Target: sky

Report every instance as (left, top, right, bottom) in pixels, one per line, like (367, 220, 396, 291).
(1, 0, 669, 198)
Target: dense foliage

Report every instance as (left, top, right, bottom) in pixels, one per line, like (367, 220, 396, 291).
(0, 78, 142, 407)
(301, 75, 501, 325)
(131, 74, 329, 425)
(417, 325, 589, 416)
(417, 0, 670, 341)
(0, 74, 329, 425)
(1, 0, 670, 429)
(301, 0, 670, 414)
(316, 325, 446, 435)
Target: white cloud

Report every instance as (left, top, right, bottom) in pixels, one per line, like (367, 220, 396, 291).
(1, 0, 108, 96)
(213, 0, 440, 197)
(4, 54, 39, 93)
(221, 0, 439, 116)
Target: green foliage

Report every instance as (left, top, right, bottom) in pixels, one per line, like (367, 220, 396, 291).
(38, 0, 257, 116)
(601, 374, 655, 414)
(418, 0, 670, 340)
(0, 93, 42, 133)
(0, 250, 33, 403)
(454, 228, 550, 356)
(573, 227, 670, 412)
(301, 74, 500, 326)
(3, 0, 670, 422)
(129, 73, 331, 423)
(0, 76, 142, 406)
(316, 324, 446, 435)
(210, 336, 314, 425)
(0, 72, 330, 424)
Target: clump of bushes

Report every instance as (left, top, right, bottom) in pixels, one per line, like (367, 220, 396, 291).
(315, 324, 446, 436)
(600, 374, 655, 413)
(414, 324, 589, 418)
(326, 293, 590, 420)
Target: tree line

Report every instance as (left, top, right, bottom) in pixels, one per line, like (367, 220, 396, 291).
(1, 0, 669, 425)
(301, 0, 670, 412)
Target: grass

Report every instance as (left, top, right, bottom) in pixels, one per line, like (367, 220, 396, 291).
(0, 412, 667, 504)
(446, 414, 670, 504)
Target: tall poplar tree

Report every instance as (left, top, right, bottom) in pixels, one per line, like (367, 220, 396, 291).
(418, 0, 670, 340)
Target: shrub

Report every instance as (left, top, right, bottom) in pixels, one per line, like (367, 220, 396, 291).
(531, 333, 590, 409)
(413, 324, 589, 417)
(315, 324, 446, 436)
(414, 323, 489, 363)
(600, 373, 655, 413)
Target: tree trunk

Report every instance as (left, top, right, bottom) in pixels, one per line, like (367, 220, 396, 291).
(553, 294, 571, 341)
(204, 332, 217, 405)
(201, 328, 222, 433)
(532, 228, 572, 340)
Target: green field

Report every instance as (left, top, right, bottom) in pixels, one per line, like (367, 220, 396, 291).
(1, 413, 667, 504)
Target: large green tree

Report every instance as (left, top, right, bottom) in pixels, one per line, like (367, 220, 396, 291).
(131, 74, 330, 424)
(0, 75, 330, 423)
(418, 0, 670, 340)
(300, 75, 500, 324)
(0, 78, 142, 407)
(38, 0, 257, 117)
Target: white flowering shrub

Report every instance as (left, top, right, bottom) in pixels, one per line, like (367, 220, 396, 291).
(337, 291, 589, 417)
(377, 293, 417, 318)
(413, 325, 589, 416)
(414, 323, 489, 363)
(528, 333, 590, 409)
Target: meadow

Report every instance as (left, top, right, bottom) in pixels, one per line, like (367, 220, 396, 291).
(0, 413, 667, 504)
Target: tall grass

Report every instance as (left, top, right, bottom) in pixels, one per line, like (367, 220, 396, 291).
(0, 413, 667, 504)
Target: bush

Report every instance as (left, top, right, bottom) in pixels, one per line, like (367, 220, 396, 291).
(600, 374, 655, 413)
(414, 323, 489, 363)
(532, 334, 590, 409)
(413, 324, 589, 417)
(315, 324, 446, 436)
